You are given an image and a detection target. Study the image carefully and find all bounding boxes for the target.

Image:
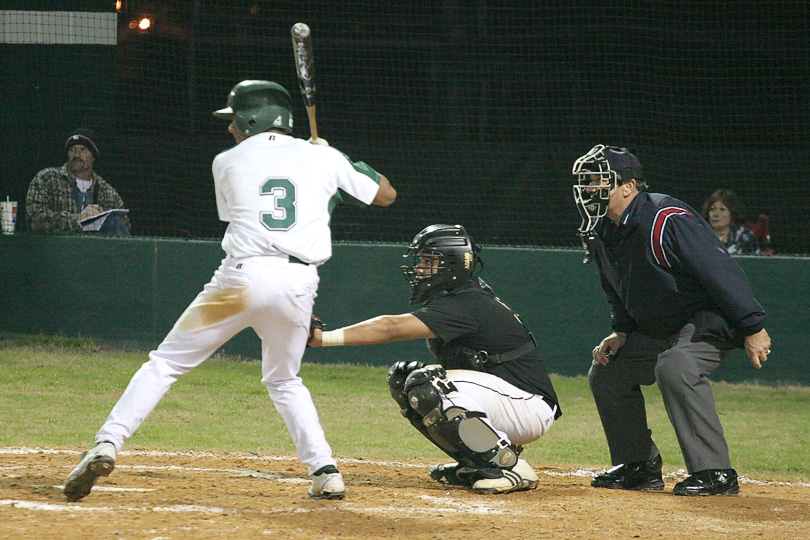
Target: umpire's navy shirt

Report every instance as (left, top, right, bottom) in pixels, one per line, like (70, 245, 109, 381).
(593, 192, 766, 345)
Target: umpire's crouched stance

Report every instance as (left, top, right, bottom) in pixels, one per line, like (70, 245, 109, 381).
(572, 145, 771, 496)
(309, 224, 561, 494)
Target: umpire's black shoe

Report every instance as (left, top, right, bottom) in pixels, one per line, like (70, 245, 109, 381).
(591, 454, 664, 491)
(673, 469, 739, 496)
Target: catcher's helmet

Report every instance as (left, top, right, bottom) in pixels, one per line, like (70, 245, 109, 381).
(213, 80, 293, 136)
(401, 224, 481, 305)
(572, 144, 645, 237)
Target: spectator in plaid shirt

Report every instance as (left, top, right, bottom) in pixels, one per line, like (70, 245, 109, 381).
(25, 128, 130, 236)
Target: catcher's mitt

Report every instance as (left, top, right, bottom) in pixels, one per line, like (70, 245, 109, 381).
(307, 314, 325, 347)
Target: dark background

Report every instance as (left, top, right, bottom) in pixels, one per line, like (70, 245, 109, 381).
(2, 0, 808, 252)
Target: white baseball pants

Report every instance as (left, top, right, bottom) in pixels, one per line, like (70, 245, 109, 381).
(444, 370, 557, 446)
(96, 255, 337, 474)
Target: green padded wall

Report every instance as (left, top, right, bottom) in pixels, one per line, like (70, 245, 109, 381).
(2, 235, 807, 385)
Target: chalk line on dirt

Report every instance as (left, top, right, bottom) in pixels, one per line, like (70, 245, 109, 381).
(3, 446, 808, 487)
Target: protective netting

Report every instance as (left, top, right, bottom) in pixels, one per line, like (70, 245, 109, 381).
(3, 1, 809, 253)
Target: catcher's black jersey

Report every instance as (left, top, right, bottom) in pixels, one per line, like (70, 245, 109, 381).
(412, 278, 561, 418)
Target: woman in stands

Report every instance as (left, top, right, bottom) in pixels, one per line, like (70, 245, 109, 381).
(701, 189, 760, 255)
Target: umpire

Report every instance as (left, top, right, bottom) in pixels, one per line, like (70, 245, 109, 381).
(572, 145, 771, 496)
(309, 224, 561, 494)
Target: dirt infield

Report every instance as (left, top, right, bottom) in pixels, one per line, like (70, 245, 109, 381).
(1, 447, 808, 540)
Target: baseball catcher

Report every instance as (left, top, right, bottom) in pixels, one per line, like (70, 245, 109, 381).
(309, 224, 561, 494)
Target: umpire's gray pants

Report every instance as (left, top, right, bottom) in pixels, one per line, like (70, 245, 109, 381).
(588, 323, 732, 473)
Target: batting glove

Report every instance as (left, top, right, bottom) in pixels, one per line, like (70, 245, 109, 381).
(307, 137, 329, 146)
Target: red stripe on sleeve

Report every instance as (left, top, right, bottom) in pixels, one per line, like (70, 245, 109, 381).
(651, 208, 693, 268)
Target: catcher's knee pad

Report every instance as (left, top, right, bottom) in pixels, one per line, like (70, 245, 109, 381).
(387, 360, 426, 412)
(403, 365, 455, 425)
(403, 366, 518, 471)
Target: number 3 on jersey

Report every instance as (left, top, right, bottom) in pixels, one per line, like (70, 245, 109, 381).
(260, 178, 296, 230)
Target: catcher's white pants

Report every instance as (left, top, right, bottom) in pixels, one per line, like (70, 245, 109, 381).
(96, 255, 337, 475)
(444, 370, 557, 446)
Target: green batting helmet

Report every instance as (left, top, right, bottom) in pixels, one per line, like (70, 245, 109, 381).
(213, 80, 294, 136)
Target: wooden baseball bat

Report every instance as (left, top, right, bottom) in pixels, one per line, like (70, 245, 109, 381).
(291, 22, 318, 141)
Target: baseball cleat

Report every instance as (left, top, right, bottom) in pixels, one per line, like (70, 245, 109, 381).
(429, 462, 477, 486)
(307, 465, 345, 500)
(471, 458, 538, 495)
(64, 442, 116, 502)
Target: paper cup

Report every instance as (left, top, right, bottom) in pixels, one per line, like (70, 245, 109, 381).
(1, 200, 17, 234)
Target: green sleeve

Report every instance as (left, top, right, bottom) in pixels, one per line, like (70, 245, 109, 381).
(337, 150, 382, 208)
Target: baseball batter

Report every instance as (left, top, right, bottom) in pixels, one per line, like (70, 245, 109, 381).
(309, 224, 561, 494)
(64, 80, 396, 502)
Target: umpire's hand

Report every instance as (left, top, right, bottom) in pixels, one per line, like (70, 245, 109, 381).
(744, 328, 771, 369)
(592, 332, 627, 366)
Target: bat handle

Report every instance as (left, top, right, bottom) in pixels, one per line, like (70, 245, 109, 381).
(306, 104, 319, 141)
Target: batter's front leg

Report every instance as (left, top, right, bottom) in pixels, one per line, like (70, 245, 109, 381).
(96, 275, 250, 450)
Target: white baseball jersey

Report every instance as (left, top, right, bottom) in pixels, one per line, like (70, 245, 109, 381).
(212, 133, 380, 264)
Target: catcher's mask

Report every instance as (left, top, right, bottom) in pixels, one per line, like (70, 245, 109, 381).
(401, 224, 481, 305)
(213, 80, 293, 136)
(572, 145, 645, 260)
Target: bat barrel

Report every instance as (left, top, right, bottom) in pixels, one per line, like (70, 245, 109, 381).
(291, 22, 310, 39)
(291, 22, 318, 138)
(291, 23, 315, 107)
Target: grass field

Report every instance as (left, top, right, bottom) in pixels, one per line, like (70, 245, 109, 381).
(2, 335, 808, 482)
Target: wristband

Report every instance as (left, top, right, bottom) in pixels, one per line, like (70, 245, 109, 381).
(320, 329, 345, 347)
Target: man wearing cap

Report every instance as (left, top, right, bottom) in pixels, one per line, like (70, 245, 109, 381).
(26, 128, 130, 235)
(571, 145, 771, 496)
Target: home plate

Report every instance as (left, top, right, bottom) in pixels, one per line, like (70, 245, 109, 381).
(53, 485, 154, 492)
